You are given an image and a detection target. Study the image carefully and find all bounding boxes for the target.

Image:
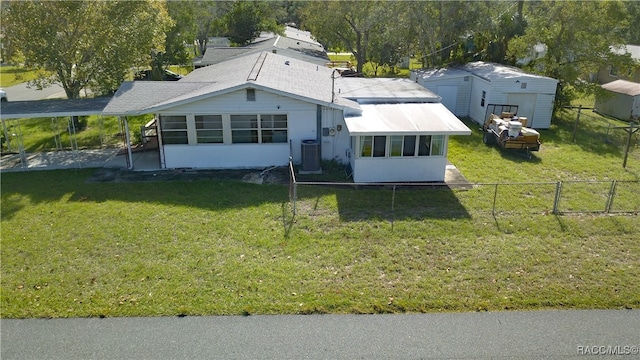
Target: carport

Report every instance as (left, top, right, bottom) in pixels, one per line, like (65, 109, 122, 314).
(0, 97, 137, 171)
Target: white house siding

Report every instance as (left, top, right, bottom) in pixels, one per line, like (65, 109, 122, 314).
(320, 107, 351, 163)
(410, 73, 472, 117)
(163, 144, 290, 169)
(352, 156, 448, 182)
(468, 78, 492, 125)
(157, 88, 321, 169)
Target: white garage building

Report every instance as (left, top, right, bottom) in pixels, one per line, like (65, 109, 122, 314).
(411, 61, 558, 129)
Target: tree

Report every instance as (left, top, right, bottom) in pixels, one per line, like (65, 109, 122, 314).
(149, 1, 198, 81)
(400, 1, 496, 68)
(300, 1, 388, 74)
(222, 1, 283, 46)
(508, 0, 633, 110)
(2, 1, 172, 99)
(471, 1, 527, 64)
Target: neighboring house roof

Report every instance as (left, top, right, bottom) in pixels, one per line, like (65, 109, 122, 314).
(104, 52, 359, 116)
(0, 97, 112, 120)
(335, 78, 441, 104)
(283, 26, 323, 47)
(194, 31, 328, 68)
(602, 79, 640, 96)
(344, 103, 471, 135)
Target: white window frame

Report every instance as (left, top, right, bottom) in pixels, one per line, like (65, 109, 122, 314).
(358, 134, 445, 158)
(195, 115, 223, 144)
(159, 115, 188, 145)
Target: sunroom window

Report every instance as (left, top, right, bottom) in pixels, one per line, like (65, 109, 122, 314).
(260, 114, 288, 143)
(389, 135, 416, 157)
(231, 115, 258, 143)
(195, 115, 223, 144)
(160, 115, 188, 144)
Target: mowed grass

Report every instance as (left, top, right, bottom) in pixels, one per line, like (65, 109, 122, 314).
(2, 116, 640, 318)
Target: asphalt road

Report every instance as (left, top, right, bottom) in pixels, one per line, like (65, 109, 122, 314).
(2, 82, 67, 101)
(1, 310, 639, 359)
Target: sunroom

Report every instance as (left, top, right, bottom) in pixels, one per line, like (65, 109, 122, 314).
(345, 103, 471, 183)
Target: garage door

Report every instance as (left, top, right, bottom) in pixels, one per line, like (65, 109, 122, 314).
(437, 85, 458, 114)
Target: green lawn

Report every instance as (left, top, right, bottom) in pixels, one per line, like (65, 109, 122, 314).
(0, 66, 41, 87)
(2, 113, 639, 318)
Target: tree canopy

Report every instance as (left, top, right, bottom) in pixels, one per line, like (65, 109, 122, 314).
(507, 0, 635, 109)
(2, 0, 172, 99)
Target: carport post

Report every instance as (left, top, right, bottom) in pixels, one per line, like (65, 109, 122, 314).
(1, 119, 12, 153)
(123, 117, 134, 170)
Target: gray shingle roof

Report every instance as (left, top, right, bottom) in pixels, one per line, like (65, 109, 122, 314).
(103, 52, 359, 116)
(195, 35, 328, 68)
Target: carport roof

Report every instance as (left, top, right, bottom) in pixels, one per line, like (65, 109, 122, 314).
(344, 103, 472, 135)
(0, 97, 112, 120)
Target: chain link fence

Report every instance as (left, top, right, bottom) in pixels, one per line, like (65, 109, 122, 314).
(288, 160, 639, 219)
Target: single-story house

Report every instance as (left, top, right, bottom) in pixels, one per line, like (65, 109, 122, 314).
(411, 61, 558, 129)
(595, 45, 640, 84)
(595, 79, 640, 122)
(103, 51, 471, 183)
(193, 26, 328, 69)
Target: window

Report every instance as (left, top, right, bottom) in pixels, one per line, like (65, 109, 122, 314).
(481, 90, 486, 107)
(520, 82, 528, 89)
(390, 136, 403, 157)
(360, 136, 373, 157)
(195, 115, 223, 143)
(389, 135, 416, 157)
(231, 115, 258, 143)
(418, 135, 431, 156)
(246, 88, 256, 101)
(373, 136, 386, 157)
(431, 135, 444, 156)
(360, 134, 443, 158)
(418, 135, 444, 156)
(160, 115, 188, 144)
(609, 66, 618, 77)
(360, 136, 387, 157)
(260, 114, 288, 143)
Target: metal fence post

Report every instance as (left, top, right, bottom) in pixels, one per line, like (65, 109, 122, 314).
(492, 183, 499, 217)
(552, 181, 563, 214)
(605, 180, 617, 213)
(293, 182, 297, 216)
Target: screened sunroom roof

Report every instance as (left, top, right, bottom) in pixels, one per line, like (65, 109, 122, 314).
(344, 103, 472, 135)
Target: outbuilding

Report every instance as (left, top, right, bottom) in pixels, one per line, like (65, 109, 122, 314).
(411, 61, 558, 129)
(595, 79, 640, 122)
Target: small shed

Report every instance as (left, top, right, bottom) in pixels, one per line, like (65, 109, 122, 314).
(411, 61, 558, 129)
(595, 79, 640, 122)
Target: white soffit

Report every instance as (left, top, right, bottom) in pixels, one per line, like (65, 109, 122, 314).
(344, 103, 471, 135)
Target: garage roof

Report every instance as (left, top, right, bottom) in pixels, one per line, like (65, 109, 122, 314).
(0, 97, 112, 120)
(344, 103, 472, 135)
